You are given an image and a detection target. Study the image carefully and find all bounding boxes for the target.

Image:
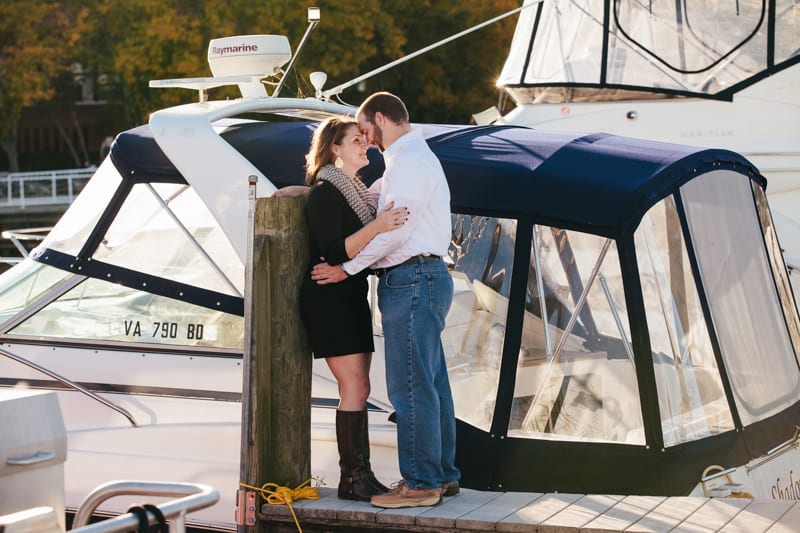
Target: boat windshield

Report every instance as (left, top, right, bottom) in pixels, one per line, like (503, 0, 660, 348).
(8, 276, 243, 348)
(501, 0, 799, 102)
(1, 151, 246, 349)
(441, 170, 800, 444)
(36, 158, 122, 257)
(0, 260, 72, 328)
(34, 160, 243, 298)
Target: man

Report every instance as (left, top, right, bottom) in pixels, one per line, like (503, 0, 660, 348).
(311, 92, 460, 508)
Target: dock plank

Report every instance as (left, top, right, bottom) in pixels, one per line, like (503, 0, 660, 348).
(673, 497, 751, 532)
(722, 499, 796, 533)
(374, 497, 443, 528)
(337, 499, 382, 524)
(580, 495, 665, 533)
(765, 501, 800, 533)
(537, 494, 622, 532)
(626, 496, 708, 532)
(279, 487, 353, 520)
(260, 487, 799, 532)
(416, 488, 504, 529)
(496, 492, 583, 532)
(456, 492, 543, 531)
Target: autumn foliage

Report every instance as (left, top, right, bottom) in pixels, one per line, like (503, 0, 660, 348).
(1, 0, 520, 170)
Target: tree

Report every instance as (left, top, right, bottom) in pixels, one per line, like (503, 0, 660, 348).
(0, 1, 87, 171)
(2, 1, 521, 171)
(75, 0, 517, 126)
(350, 1, 522, 123)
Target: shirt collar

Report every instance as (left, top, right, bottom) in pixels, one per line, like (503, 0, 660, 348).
(384, 127, 422, 163)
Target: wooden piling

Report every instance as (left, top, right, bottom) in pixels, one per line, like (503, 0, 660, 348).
(240, 193, 311, 531)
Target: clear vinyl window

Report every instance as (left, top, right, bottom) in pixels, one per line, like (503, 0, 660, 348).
(681, 170, 800, 425)
(444, 214, 516, 431)
(92, 183, 244, 297)
(509, 226, 645, 444)
(635, 197, 734, 446)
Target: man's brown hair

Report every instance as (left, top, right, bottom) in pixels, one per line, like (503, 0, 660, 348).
(357, 91, 409, 125)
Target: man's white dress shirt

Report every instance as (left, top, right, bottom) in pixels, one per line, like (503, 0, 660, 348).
(342, 128, 451, 275)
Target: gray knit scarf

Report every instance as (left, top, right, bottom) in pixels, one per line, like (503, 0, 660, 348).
(316, 164, 376, 225)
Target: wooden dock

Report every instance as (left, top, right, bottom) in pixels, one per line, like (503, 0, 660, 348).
(260, 487, 800, 532)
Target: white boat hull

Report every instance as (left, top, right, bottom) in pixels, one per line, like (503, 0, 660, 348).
(0, 341, 399, 530)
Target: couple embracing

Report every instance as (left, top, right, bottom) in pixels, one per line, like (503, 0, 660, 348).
(299, 92, 460, 508)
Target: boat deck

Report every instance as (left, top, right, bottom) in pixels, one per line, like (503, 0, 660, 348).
(260, 487, 799, 532)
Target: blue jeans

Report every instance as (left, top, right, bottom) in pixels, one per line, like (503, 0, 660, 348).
(378, 258, 460, 489)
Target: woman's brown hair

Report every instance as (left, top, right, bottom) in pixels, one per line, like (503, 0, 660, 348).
(305, 116, 358, 185)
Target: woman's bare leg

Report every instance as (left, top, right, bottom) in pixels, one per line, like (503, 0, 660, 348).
(326, 352, 372, 410)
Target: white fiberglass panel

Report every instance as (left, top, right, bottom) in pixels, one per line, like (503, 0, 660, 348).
(681, 170, 800, 426)
(37, 159, 121, 256)
(510, 227, 645, 444)
(635, 197, 734, 447)
(444, 215, 516, 432)
(10, 277, 243, 348)
(0, 260, 72, 328)
(92, 183, 244, 296)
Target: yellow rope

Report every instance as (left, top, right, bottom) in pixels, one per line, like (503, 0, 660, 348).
(239, 479, 320, 533)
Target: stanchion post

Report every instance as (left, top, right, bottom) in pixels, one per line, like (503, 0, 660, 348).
(238, 176, 260, 533)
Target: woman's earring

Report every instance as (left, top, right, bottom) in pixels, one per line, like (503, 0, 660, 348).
(334, 156, 344, 169)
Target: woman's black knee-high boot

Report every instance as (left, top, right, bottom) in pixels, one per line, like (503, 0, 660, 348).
(335, 409, 388, 500)
(358, 408, 389, 494)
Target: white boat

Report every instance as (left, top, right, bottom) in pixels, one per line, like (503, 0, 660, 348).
(1, 7, 799, 531)
(0, 388, 219, 533)
(487, 0, 800, 299)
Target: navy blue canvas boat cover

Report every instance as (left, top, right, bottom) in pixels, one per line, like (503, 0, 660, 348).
(111, 119, 763, 238)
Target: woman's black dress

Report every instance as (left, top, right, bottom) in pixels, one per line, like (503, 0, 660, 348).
(300, 180, 375, 359)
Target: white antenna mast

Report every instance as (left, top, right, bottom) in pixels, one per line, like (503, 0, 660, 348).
(273, 6, 321, 97)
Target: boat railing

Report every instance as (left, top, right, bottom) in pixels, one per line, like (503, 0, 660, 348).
(0, 168, 94, 209)
(71, 481, 220, 533)
(0, 344, 138, 427)
(1, 226, 51, 258)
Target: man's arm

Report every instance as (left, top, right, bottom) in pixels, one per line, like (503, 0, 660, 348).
(340, 158, 432, 274)
(311, 149, 435, 283)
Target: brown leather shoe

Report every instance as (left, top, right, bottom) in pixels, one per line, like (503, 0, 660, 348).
(442, 480, 460, 496)
(370, 480, 442, 508)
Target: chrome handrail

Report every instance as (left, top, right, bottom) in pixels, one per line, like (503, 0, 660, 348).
(0, 344, 138, 427)
(72, 481, 219, 533)
(1, 226, 51, 258)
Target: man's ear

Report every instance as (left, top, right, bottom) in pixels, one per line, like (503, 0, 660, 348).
(374, 112, 385, 127)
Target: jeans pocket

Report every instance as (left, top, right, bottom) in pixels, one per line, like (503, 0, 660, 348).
(427, 271, 453, 314)
(384, 266, 416, 288)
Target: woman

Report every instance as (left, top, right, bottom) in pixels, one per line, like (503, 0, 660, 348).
(300, 116, 408, 501)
